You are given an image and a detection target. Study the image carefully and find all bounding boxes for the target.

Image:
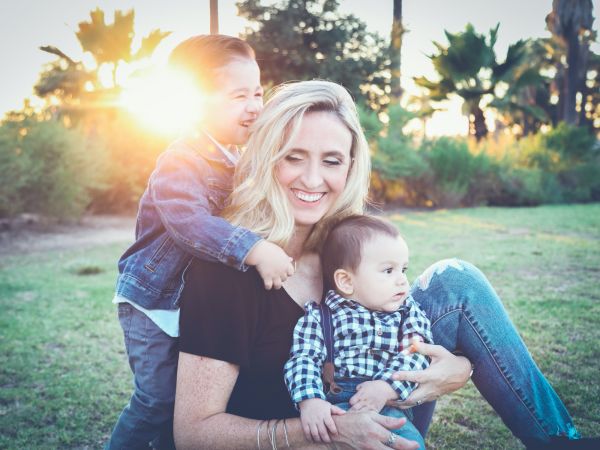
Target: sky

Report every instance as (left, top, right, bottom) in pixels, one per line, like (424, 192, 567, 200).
(1, 0, 595, 135)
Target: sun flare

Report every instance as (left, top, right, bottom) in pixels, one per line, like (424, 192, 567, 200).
(119, 67, 203, 136)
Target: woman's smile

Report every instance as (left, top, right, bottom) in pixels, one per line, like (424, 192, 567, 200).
(291, 189, 326, 203)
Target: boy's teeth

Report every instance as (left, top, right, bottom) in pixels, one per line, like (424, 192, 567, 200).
(294, 190, 324, 202)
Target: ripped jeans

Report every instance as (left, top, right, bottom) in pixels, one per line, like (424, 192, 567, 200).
(408, 259, 579, 447)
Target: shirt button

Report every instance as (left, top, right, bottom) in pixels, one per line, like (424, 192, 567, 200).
(377, 328, 383, 336)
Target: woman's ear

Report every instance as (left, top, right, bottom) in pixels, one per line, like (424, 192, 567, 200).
(333, 269, 354, 296)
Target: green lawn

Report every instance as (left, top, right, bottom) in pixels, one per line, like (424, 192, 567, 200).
(1, 204, 599, 449)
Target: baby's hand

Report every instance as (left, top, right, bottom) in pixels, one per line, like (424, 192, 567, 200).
(349, 380, 398, 413)
(299, 398, 346, 443)
(245, 240, 294, 289)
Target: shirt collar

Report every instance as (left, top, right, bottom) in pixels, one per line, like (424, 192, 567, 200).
(324, 290, 363, 311)
(324, 289, 407, 318)
(202, 130, 240, 165)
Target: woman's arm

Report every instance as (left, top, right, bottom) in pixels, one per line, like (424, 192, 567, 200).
(390, 342, 472, 408)
(174, 352, 419, 450)
(174, 352, 256, 449)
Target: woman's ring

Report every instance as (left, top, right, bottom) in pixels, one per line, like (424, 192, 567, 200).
(385, 433, 397, 446)
(416, 399, 423, 406)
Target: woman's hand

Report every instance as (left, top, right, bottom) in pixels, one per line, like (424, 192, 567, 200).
(391, 341, 472, 408)
(332, 411, 420, 450)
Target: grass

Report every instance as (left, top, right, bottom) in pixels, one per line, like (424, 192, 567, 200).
(1, 204, 599, 449)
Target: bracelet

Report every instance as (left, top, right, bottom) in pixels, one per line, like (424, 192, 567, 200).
(257, 419, 266, 450)
(282, 418, 290, 448)
(269, 419, 279, 450)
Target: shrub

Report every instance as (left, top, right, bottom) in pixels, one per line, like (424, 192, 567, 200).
(85, 113, 168, 213)
(416, 137, 498, 207)
(0, 118, 107, 218)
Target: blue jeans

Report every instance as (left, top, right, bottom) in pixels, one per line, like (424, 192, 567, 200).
(105, 303, 178, 450)
(408, 259, 579, 448)
(326, 378, 425, 450)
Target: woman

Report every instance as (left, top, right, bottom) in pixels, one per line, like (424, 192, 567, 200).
(174, 80, 580, 449)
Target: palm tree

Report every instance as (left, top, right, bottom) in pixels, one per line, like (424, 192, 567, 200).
(389, 0, 404, 103)
(37, 8, 170, 104)
(490, 39, 555, 136)
(545, 0, 594, 125)
(415, 24, 527, 140)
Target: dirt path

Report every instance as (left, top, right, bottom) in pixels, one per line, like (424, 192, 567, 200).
(0, 215, 136, 257)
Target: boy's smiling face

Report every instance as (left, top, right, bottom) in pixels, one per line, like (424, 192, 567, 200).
(202, 58, 263, 145)
(336, 233, 410, 313)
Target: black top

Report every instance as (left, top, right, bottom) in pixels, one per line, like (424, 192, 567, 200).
(179, 259, 304, 419)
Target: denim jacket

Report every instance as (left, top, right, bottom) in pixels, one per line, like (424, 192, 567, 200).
(115, 134, 262, 310)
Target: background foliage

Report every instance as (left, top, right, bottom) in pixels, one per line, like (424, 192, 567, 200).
(0, 1, 598, 219)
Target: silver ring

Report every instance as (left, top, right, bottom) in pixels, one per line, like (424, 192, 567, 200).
(416, 399, 423, 406)
(385, 433, 397, 446)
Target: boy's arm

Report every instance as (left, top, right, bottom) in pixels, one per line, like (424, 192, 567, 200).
(149, 148, 262, 270)
(376, 298, 433, 400)
(284, 304, 328, 406)
(398, 296, 434, 351)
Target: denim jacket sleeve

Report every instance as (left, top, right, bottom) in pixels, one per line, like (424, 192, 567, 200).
(148, 147, 262, 271)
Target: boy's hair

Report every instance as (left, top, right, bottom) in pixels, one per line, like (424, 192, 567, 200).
(321, 215, 400, 292)
(168, 34, 255, 90)
(223, 80, 371, 251)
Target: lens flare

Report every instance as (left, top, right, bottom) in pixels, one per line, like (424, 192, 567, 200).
(119, 67, 203, 136)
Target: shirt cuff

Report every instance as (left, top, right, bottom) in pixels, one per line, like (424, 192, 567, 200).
(379, 372, 414, 401)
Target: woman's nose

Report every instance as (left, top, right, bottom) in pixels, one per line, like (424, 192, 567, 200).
(301, 161, 324, 188)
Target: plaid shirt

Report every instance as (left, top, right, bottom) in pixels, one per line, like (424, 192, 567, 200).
(284, 290, 433, 406)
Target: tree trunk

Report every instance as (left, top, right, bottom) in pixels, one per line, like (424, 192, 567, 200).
(564, 26, 579, 124)
(470, 105, 488, 141)
(210, 0, 219, 35)
(390, 0, 403, 103)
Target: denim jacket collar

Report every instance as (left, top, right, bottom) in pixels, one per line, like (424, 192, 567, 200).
(181, 131, 239, 168)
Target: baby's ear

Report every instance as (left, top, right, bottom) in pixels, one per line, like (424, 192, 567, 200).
(333, 269, 354, 296)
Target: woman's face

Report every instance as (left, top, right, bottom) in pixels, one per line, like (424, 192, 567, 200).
(275, 111, 352, 229)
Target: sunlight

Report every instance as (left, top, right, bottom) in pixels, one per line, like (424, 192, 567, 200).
(119, 67, 204, 136)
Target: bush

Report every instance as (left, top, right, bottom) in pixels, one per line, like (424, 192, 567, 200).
(85, 112, 168, 213)
(416, 137, 498, 207)
(0, 118, 106, 218)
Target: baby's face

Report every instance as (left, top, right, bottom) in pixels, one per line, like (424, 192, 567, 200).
(347, 234, 410, 312)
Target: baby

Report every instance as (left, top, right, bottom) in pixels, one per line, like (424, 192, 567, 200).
(284, 214, 432, 449)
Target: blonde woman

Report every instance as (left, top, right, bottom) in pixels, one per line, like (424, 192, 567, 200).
(174, 80, 581, 449)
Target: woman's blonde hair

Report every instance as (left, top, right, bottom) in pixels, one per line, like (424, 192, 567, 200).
(223, 80, 371, 251)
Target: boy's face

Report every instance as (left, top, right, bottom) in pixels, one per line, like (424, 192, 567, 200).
(202, 58, 263, 145)
(337, 234, 410, 313)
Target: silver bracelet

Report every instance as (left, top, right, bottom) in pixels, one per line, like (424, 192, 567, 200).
(282, 418, 290, 448)
(270, 419, 279, 450)
(257, 419, 266, 450)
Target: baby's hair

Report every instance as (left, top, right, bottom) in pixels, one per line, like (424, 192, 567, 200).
(168, 34, 255, 90)
(321, 214, 400, 292)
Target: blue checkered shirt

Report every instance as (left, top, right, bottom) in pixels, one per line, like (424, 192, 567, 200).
(284, 290, 433, 406)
